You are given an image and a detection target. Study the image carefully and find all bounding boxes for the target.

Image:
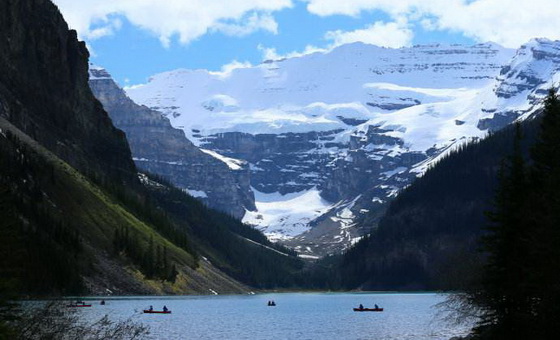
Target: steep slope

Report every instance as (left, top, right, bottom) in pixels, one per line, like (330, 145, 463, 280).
(0, 116, 247, 295)
(88, 66, 254, 219)
(0, 0, 246, 295)
(477, 38, 560, 129)
(0, 0, 136, 186)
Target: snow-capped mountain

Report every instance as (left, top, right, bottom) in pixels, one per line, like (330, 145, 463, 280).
(128, 42, 511, 142)
(478, 38, 560, 128)
(126, 39, 560, 257)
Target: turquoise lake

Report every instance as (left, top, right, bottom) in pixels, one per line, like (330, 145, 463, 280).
(77, 293, 472, 339)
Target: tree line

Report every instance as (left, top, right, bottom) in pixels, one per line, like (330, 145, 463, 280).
(113, 227, 178, 282)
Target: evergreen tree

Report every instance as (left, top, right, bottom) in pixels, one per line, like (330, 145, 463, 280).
(465, 89, 560, 339)
(144, 235, 155, 278)
(525, 88, 560, 338)
(474, 123, 533, 338)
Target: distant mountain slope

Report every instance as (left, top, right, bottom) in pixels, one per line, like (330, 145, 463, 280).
(142, 173, 303, 288)
(89, 66, 255, 219)
(128, 42, 513, 141)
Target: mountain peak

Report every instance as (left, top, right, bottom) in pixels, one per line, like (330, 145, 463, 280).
(89, 63, 112, 80)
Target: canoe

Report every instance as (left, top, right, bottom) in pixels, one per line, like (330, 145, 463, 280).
(353, 308, 383, 312)
(67, 304, 92, 307)
(143, 310, 171, 314)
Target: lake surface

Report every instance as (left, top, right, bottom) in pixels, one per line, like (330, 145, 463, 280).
(77, 293, 472, 340)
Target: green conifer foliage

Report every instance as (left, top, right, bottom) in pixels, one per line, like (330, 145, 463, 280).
(475, 123, 533, 338)
(470, 89, 560, 339)
(525, 88, 560, 338)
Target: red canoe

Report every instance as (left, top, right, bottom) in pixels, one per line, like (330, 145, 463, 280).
(67, 304, 92, 307)
(353, 307, 383, 312)
(143, 310, 172, 314)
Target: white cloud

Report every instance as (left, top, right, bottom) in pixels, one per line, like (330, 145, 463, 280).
(324, 19, 413, 48)
(258, 45, 283, 61)
(258, 44, 327, 62)
(86, 17, 122, 40)
(256, 18, 411, 63)
(304, 0, 560, 48)
(431, 0, 560, 48)
(212, 12, 278, 37)
(53, 0, 292, 46)
(304, 0, 425, 17)
(209, 60, 254, 78)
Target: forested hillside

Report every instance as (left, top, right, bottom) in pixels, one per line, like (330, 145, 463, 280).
(143, 174, 302, 288)
(331, 115, 541, 290)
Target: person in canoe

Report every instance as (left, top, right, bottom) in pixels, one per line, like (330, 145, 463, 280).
(149, 305, 153, 312)
(163, 305, 168, 312)
(374, 304, 379, 309)
(359, 304, 364, 310)
(100, 300, 105, 305)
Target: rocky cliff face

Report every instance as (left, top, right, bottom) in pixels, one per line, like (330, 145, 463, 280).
(0, 0, 137, 185)
(88, 67, 254, 218)
(203, 130, 339, 194)
(478, 38, 560, 131)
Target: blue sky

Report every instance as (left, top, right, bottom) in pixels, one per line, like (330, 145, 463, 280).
(53, 0, 560, 86)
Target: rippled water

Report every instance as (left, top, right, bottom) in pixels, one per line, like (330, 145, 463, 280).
(75, 293, 472, 340)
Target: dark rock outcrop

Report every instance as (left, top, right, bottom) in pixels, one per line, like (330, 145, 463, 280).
(0, 0, 137, 185)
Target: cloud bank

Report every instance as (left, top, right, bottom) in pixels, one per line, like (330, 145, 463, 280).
(53, 0, 292, 46)
(304, 0, 560, 48)
(54, 0, 560, 49)
(325, 18, 413, 49)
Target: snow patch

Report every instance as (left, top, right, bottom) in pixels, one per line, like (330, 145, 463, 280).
(199, 149, 245, 170)
(381, 167, 408, 178)
(242, 187, 333, 241)
(185, 189, 208, 198)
